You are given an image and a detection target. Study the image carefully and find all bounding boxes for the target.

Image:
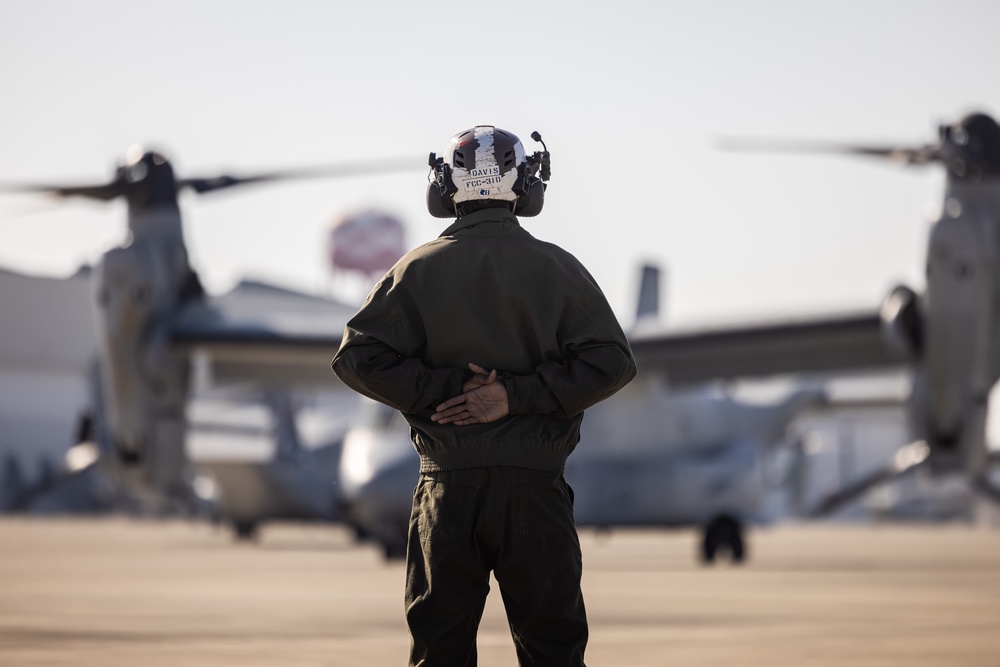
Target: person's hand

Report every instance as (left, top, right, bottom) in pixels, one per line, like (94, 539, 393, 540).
(432, 363, 509, 425)
(462, 363, 496, 392)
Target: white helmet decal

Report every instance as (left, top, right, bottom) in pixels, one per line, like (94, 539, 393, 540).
(445, 126, 526, 204)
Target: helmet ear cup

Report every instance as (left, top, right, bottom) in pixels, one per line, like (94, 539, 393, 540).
(426, 182, 455, 218)
(516, 179, 545, 217)
(426, 161, 458, 218)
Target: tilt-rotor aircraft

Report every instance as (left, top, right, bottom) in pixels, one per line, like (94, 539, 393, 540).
(6, 114, 1000, 560)
(1, 146, 421, 512)
(640, 111, 1000, 506)
(331, 112, 1000, 562)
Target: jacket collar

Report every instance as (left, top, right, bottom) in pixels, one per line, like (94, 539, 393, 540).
(440, 208, 521, 238)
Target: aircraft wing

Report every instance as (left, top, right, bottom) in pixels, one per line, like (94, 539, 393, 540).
(172, 280, 909, 388)
(169, 280, 351, 386)
(629, 310, 907, 385)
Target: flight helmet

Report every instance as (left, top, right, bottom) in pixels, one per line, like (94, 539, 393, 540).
(426, 125, 548, 218)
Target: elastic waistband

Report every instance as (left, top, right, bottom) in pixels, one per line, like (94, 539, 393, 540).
(417, 440, 568, 473)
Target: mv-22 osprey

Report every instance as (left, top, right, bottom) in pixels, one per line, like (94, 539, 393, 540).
(631, 111, 1000, 511)
(1, 147, 421, 510)
(303, 114, 1000, 563)
(4, 113, 1000, 529)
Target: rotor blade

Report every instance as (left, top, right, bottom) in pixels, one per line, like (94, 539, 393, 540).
(717, 137, 940, 166)
(179, 156, 426, 194)
(0, 180, 126, 201)
(0, 196, 67, 220)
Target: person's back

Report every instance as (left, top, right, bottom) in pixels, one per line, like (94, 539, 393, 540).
(332, 125, 636, 666)
(396, 215, 591, 375)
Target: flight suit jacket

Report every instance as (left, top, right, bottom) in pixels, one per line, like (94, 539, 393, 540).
(331, 208, 637, 473)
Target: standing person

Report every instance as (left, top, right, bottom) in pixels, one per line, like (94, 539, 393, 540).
(332, 125, 636, 667)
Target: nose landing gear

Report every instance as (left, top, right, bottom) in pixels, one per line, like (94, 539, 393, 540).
(701, 514, 746, 564)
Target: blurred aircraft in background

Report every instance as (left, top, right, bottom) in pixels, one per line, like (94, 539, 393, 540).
(661, 111, 1000, 505)
(0, 146, 421, 516)
(334, 266, 908, 563)
(3, 113, 1000, 559)
(335, 112, 1000, 561)
(336, 372, 830, 563)
(187, 388, 344, 540)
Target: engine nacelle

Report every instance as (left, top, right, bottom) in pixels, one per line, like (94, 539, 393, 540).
(879, 284, 923, 361)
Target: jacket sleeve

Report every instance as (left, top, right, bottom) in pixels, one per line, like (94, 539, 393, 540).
(503, 280, 637, 418)
(331, 279, 466, 414)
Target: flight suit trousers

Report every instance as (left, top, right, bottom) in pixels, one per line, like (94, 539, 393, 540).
(405, 466, 588, 667)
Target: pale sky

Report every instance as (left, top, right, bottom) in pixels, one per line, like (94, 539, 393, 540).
(1, 0, 997, 327)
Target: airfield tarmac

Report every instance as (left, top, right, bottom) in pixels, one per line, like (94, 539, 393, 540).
(0, 519, 998, 667)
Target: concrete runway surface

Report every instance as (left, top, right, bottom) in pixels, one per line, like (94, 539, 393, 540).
(1, 518, 998, 666)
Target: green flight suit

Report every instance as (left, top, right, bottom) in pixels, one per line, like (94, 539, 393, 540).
(333, 207, 636, 666)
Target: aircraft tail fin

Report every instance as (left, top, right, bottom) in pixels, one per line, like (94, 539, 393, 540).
(635, 264, 663, 327)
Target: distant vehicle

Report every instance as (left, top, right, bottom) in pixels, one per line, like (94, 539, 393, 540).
(334, 267, 828, 563)
(685, 112, 1000, 505)
(190, 389, 345, 540)
(0, 147, 420, 510)
(337, 108, 1000, 560)
(4, 113, 1000, 543)
(337, 383, 825, 563)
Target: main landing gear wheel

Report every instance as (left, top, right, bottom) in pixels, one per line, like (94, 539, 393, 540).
(380, 536, 408, 561)
(700, 515, 746, 564)
(379, 525, 409, 561)
(232, 520, 259, 542)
